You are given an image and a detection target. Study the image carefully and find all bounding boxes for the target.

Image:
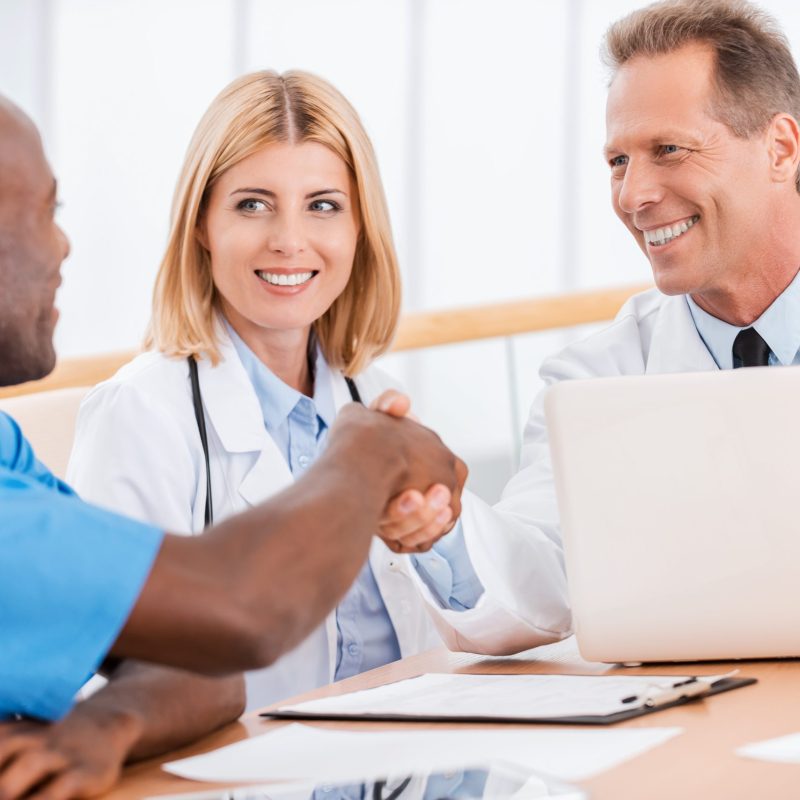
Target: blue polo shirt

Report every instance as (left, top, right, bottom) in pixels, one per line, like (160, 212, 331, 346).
(0, 411, 163, 721)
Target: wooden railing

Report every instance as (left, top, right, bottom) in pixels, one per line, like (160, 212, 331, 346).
(0, 284, 650, 399)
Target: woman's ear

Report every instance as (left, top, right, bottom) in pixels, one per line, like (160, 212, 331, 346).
(195, 215, 209, 250)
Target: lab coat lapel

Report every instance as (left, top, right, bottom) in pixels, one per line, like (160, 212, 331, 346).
(237, 447, 294, 508)
(197, 329, 293, 507)
(369, 539, 419, 656)
(646, 294, 719, 375)
(330, 368, 359, 411)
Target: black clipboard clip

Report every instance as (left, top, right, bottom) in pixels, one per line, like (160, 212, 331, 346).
(621, 671, 738, 709)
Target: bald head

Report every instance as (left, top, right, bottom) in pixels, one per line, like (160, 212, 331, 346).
(0, 95, 69, 386)
(0, 96, 38, 150)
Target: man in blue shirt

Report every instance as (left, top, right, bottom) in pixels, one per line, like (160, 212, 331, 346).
(0, 95, 465, 797)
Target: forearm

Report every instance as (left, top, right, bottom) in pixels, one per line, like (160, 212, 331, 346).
(71, 661, 245, 763)
(116, 425, 402, 672)
(114, 406, 461, 674)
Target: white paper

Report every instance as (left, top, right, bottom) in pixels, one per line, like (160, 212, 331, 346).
(276, 672, 724, 719)
(737, 732, 800, 764)
(163, 722, 681, 784)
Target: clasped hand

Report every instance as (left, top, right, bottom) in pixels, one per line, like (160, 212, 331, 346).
(371, 390, 467, 554)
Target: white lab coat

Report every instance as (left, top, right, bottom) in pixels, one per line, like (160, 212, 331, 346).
(67, 327, 570, 708)
(437, 287, 718, 656)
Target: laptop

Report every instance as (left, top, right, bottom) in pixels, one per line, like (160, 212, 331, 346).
(544, 365, 800, 663)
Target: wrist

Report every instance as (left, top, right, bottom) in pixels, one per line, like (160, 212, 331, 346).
(318, 441, 401, 518)
(66, 702, 144, 763)
(326, 410, 407, 499)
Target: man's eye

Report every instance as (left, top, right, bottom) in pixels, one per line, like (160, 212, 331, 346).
(237, 199, 267, 212)
(609, 155, 628, 170)
(309, 199, 340, 213)
(660, 144, 682, 156)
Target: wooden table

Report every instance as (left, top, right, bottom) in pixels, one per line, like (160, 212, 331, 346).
(104, 638, 800, 800)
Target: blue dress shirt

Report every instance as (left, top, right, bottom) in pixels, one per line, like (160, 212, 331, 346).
(0, 412, 162, 721)
(226, 324, 483, 683)
(686, 268, 800, 369)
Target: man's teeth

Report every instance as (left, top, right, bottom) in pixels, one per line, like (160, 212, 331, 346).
(644, 215, 700, 247)
(257, 271, 315, 286)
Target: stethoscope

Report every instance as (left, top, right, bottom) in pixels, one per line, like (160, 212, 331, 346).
(188, 356, 362, 528)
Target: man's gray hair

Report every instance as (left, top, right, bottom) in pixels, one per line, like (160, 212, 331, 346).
(604, 0, 800, 147)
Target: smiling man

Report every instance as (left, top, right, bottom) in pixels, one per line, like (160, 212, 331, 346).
(372, 0, 800, 663)
(469, 0, 800, 636)
(602, 0, 800, 336)
(564, 0, 800, 380)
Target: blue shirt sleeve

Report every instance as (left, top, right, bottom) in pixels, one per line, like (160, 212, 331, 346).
(0, 411, 72, 493)
(0, 412, 163, 721)
(411, 522, 485, 611)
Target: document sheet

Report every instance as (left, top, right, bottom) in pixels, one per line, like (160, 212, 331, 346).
(273, 672, 722, 720)
(737, 732, 800, 764)
(163, 722, 682, 784)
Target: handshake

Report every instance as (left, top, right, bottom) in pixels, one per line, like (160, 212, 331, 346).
(329, 390, 468, 554)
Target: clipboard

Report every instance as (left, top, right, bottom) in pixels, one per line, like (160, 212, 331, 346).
(262, 671, 757, 726)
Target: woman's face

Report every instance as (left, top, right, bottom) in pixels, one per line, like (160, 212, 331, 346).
(200, 141, 360, 342)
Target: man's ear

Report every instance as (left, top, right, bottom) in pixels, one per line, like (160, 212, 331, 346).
(767, 113, 800, 185)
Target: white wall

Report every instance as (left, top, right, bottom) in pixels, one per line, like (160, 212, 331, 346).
(4, 0, 800, 500)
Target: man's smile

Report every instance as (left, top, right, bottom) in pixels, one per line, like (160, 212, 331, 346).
(641, 215, 700, 247)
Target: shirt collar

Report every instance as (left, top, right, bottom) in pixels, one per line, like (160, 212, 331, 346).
(686, 268, 800, 369)
(224, 320, 336, 433)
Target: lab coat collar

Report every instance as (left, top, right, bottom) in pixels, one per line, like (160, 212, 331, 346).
(645, 293, 718, 375)
(195, 321, 358, 509)
(224, 322, 337, 436)
(200, 322, 349, 452)
(196, 322, 273, 454)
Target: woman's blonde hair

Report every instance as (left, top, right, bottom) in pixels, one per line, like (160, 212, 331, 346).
(146, 70, 401, 375)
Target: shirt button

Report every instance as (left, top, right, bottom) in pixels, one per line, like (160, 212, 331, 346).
(298, 454, 310, 468)
(348, 643, 359, 656)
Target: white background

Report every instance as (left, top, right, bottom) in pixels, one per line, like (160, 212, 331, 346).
(3, 0, 799, 499)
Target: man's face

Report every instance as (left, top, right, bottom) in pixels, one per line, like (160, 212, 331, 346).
(605, 43, 777, 300)
(0, 107, 69, 386)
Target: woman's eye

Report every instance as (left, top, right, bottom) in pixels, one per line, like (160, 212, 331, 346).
(237, 198, 267, 213)
(309, 199, 340, 213)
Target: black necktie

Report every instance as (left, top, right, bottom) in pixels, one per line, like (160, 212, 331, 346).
(732, 327, 771, 368)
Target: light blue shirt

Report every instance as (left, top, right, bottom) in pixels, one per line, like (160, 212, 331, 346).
(686, 268, 800, 369)
(0, 412, 163, 721)
(227, 325, 483, 684)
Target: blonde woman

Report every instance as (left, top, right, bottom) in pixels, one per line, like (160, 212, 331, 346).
(69, 71, 569, 710)
(66, 71, 474, 708)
